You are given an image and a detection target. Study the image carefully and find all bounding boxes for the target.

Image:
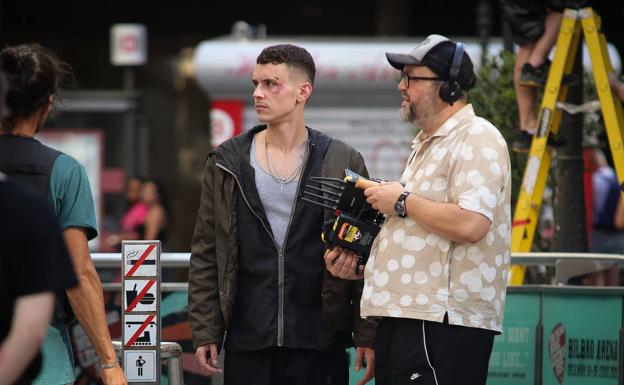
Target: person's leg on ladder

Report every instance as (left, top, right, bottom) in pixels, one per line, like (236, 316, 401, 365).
(528, 10, 563, 68)
(513, 43, 538, 152)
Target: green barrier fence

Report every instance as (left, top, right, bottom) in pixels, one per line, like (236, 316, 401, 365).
(488, 292, 541, 385)
(488, 287, 623, 385)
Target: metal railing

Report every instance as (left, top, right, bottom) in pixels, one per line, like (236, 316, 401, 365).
(510, 252, 624, 285)
(93, 252, 191, 268)
(93, 251, 624, 287)
(508, 252, 624, 265)
(93, 251, 624, 265)
(94, 252, 624, 292)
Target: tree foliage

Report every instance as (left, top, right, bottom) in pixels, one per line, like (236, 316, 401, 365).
(470, 50, 526, 209)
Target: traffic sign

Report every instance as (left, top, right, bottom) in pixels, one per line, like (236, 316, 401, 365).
(110, 24, 147, 66)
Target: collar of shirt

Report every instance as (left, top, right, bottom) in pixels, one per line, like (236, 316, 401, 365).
(411, 104, 475, 150)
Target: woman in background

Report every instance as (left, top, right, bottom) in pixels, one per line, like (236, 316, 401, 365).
(105, 176, 147, 250)
(120, 176, 147, 235)
(138, 179, 171, 244)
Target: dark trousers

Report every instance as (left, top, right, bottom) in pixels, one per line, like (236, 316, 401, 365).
(224, 347, 349, 385)
(375, 317, 495, 385)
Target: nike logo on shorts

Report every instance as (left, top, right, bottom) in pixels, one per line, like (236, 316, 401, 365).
(410, 372, 422, 380)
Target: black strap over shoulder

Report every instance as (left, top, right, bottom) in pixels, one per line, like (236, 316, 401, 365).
(0, 135, 71, 322)
(0, 135, 62, 198)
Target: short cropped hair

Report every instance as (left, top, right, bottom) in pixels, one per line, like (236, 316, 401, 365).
(257, 44, 316, 85)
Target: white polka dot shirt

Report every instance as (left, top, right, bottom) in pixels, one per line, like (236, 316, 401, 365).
(361, 104, 512, 333)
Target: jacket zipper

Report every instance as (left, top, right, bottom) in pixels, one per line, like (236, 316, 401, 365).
(275, 147, 310, 346)
(217, 150, 310, 347)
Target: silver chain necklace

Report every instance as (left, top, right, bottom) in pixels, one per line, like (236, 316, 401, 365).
(264, 132, 309, 189)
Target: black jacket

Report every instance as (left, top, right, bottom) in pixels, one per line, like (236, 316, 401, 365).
(188, 125, 376, 350)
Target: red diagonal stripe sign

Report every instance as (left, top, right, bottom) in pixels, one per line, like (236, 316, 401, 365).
(126, 279, 156, 312)
(125, 244, 156, 278)
(125, 314, 156, 348)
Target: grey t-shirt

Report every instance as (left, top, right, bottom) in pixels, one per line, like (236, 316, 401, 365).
(250, 135, 301, 250)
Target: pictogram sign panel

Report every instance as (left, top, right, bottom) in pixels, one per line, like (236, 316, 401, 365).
(124, 350, 157, 382)
(124, 243, 157, 277)
(124, 279, 157, 312)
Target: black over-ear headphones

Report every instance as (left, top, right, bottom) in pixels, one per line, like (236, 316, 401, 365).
(439, 42, 465, 105)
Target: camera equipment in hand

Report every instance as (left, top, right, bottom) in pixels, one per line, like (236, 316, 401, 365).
(301, 169, 385, 269)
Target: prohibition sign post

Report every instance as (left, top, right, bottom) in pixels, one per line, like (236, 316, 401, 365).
(121, 241, 161, 383)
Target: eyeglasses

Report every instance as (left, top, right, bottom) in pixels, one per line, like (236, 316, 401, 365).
(401, 72, 440, 88)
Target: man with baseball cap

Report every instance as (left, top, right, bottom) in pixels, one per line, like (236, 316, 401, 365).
(325, 35, 512, 385)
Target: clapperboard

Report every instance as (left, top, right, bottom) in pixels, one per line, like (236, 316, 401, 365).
(121, 241, 160, 383)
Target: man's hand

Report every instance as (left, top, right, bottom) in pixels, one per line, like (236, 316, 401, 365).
(354, 347, 375, 385)
(324, 247, 364, 280)
(195, 343, 222, 376)
(100, 364, 127, 385)
(364, 182, 404, 215)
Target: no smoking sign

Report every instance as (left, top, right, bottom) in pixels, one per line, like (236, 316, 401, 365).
(124, 243, 157, 277)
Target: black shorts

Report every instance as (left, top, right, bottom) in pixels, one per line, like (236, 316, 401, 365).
(375, 317, 496, 385)
(224, 347, 348, 385)
(500, 0, 588, 45)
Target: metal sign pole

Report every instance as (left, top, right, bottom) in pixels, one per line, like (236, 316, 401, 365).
(121, 240, 161, 383)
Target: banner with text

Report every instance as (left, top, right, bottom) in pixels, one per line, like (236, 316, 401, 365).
(542, 294, 621, 385)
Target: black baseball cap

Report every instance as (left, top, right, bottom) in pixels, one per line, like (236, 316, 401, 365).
(386, 34, 477, 91)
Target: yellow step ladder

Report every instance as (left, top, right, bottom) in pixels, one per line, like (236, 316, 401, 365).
(509, 7, 624, 285)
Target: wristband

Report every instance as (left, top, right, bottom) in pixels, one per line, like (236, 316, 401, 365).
(100, 361, 118, 369)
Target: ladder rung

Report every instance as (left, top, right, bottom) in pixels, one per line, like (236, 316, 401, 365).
(556, 100, 601, 114)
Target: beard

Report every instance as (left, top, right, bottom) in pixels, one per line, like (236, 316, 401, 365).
(399, 87, 439, 128)
(399, 103, 414, 123)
